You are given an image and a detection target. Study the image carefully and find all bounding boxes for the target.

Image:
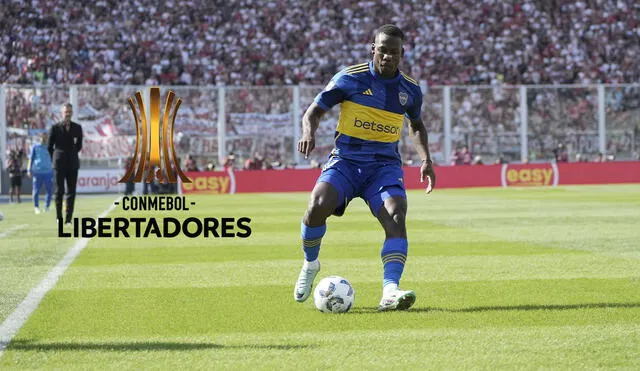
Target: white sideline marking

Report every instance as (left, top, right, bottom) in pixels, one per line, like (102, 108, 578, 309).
(0, 224, 28, 238)
(0, 198, 121, 358)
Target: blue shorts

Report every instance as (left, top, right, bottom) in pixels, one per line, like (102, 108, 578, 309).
(316, 156, 406, 217)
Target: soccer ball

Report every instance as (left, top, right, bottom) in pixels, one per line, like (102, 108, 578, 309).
(313, 276, 355, 313)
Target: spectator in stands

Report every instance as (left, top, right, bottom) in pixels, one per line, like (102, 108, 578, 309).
(553, 143, 569, 163)
(185, 155, 199, 172)
(223, 152, 236, 170)
(593, 152, 605, 162)
(495, 156, 508, 165)
(451, 147, 463, 166)
(6, 142, 26, 204)
(243, 157, 255, 170)
(451, 145, 473, 165)
(575, 153, 589, 163)
(1, 1, 639, 86)
(3, 1, 640, 165)
(253, 152, 265, 170)
(460, 146, 473, 165)
(244, 152, 265, 170)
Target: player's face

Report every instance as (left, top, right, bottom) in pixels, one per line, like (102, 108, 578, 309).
(372, 33, 403, 78)
(62, 106, 72, 122)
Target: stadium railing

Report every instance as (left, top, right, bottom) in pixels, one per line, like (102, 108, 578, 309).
(1, 83, 638, 172)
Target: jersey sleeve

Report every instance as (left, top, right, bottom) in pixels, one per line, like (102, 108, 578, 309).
(313, 73, 349, 111)
(405, 88, 423, 120)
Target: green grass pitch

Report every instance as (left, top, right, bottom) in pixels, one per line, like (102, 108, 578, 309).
(0, 185, 639, 369)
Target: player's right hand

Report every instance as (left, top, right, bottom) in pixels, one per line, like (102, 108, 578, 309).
(420, 160, 436, 194)
(297, 135, 315, 159)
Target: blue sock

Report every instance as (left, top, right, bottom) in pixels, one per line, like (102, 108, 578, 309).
(381, 238, 408, 287)
(301, 222, 326, 262)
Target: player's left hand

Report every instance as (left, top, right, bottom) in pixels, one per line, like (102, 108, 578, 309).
(420, 160, 436, 194)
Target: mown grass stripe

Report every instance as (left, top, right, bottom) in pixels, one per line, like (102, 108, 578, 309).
(0, 186, 638, 368)
(0, 199, 119, 358)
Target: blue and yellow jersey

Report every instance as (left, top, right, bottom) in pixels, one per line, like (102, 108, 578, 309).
(314, 61, 423, 164)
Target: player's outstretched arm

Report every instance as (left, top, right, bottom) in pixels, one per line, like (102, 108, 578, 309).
(298, 102, 326, 159)
(408, 117, 436, 194)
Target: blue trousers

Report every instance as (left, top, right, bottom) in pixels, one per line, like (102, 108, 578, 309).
(33, 173, 53, 209)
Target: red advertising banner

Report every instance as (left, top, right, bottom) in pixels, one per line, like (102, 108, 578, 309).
(555, 161, 640, 185)
(402, 164, 503, 190)
(181, 161, 640, 194)
(180, 168, 322, 194)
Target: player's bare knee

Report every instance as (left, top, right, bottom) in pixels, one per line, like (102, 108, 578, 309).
(391, 210, 405, 225)
(383, 202, 406, 225)
(304, 195, 334, 225)
(379, 207, 406, 238)
(308, 194, 333, 215)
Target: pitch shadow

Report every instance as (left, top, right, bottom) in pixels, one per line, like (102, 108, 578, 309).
(8, 340, 312, 352)
(349, 302, 640, 314)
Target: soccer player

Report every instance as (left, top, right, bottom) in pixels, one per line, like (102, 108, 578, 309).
(28, 133, 54, 213)
(294, 24, 436, 311)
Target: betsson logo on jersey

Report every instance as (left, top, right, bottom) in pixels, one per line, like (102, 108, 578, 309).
(353, 118, 399, 134)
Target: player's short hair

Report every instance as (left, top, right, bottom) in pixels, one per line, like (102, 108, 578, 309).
(375, 24, 404, 41)
(62, 103, 73, 110)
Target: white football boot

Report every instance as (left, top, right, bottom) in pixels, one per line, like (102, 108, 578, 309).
(377, 288, 416, 311)
(293, 260, 320, 302)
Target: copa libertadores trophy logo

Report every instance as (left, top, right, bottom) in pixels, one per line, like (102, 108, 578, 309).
(120, 87, 191, 184)
(58, 87, 253, 238)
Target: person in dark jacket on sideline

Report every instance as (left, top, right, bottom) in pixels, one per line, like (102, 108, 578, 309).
(48, 103, 83, 225)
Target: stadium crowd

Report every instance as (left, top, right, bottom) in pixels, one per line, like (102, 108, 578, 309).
(2, 0, 639, 86)
(2, 0, 639, 164)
